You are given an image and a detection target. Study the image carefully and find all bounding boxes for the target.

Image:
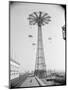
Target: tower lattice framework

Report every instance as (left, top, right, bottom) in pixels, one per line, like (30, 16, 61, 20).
(34, 26, 46, 78)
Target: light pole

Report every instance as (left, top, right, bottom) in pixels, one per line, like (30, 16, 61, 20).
(62, 25, 66, 40)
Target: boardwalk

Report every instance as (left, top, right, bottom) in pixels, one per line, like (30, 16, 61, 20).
(20, 76, 39, 87)
(10, 74, 65, 88)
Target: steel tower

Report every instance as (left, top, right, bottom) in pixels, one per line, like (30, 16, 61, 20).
(28, 11, 51, 78)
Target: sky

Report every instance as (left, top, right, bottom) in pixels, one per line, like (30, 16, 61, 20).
(10, 2, 65, 73)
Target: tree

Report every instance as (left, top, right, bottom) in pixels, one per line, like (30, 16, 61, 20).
(28, 11, 51, 78)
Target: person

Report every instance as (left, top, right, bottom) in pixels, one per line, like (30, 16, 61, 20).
(30, 79, 32, 83)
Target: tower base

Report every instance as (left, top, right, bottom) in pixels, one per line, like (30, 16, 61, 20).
(34, 70, 46, 78)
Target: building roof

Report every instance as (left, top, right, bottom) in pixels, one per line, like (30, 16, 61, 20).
(10, 58, 20, 65)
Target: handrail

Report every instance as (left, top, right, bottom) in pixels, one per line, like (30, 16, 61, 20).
(35, 76, 45, 86)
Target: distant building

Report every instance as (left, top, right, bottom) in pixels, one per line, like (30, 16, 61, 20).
(10, 58, 20, 80)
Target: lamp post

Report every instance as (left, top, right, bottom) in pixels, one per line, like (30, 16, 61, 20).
(62, 25, 66, 40)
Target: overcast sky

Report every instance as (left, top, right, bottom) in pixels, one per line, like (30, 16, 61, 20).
(10, 2, 65, 73)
